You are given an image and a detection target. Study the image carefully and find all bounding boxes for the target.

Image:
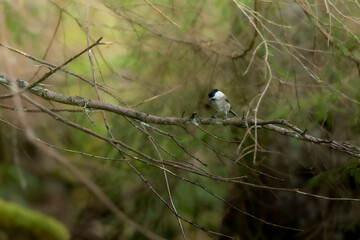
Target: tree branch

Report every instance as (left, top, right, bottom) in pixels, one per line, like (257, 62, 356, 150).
(1, 73, 360, 159)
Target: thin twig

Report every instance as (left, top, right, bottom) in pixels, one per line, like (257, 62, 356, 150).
(29, 10, 63, 82)
(0, 37, 107, 99)
(143, 0, 181, 28)
(143, 125, 186, 239)
(0, 40, 123, 104)
(0, 103, 86, 112)
(32, 133, 165, 240)
(131, 85, 181, 108)
(2, 115, 359, 205)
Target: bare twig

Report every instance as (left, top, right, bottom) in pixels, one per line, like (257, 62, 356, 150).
(0, 103, 86, 112)
(0, 37, 107, 99)
(294, 0, 360, 66)
(30, 132, 165, 240)
(0, 41, 123, 104)
(2, 116, 359, 205)
(143, 0, 181, 28)
(132, 85, 181, 108)
(29, 10, 63, 82)
(143, 125, 186, 239)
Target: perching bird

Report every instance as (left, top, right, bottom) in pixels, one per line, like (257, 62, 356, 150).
(208, 89, 237, 118)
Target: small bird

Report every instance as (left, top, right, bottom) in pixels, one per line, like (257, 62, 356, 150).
(208, 89, 237, 118)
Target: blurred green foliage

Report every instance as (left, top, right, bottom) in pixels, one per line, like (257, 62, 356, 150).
(0, 198, 69, 240)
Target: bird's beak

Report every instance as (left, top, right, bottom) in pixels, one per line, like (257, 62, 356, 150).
(208, 98, 212, 101)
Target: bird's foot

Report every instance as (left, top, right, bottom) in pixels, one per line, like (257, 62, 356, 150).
(190, 112, 198, 119)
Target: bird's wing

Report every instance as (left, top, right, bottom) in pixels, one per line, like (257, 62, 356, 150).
(225, 97, 238, 116)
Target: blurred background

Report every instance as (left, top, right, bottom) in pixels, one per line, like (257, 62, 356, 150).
(0, 0, 360, 239)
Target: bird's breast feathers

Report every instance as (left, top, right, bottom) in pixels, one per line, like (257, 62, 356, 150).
(213, 98, 231, 113)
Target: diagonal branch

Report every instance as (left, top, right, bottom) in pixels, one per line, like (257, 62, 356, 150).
(0, 37, 108, 99)
(1, 73, 360, 159)
(0, 40, 123, 103)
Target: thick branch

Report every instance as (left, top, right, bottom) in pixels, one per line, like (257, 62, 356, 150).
(1, 73, 360, 159)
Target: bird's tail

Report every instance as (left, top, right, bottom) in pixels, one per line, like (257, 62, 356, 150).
(229, 109, 237, 116)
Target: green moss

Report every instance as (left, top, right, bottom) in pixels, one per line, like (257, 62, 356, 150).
(0, 198, 69, 240)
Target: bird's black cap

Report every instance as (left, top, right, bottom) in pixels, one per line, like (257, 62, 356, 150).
(208, 89, 219, 98)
